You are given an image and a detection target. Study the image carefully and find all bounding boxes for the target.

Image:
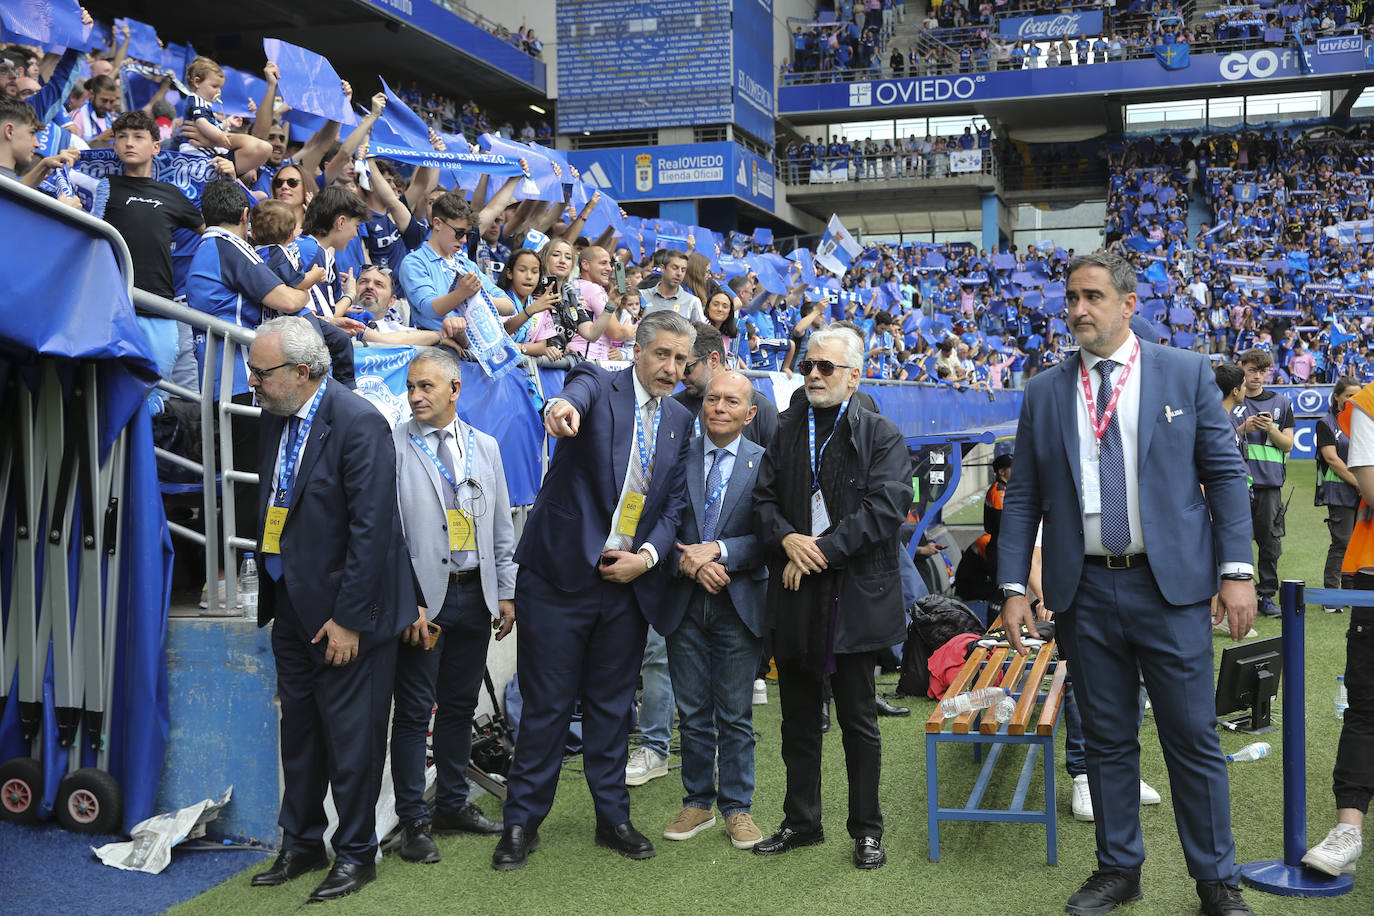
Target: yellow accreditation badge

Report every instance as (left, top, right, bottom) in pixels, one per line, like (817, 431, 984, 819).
(448, 508, 476, 551)
(261, 505, 288, 554)
(617, 492, 645, 538)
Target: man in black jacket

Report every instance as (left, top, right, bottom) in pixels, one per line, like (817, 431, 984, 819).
(751, 326, 911, 870)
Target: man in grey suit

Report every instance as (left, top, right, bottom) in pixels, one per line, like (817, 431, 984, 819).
(389, 347, 516, 864)
(658, 372, 770, 852)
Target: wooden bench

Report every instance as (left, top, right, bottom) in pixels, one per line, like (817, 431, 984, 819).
(924, 617, 1069, 865)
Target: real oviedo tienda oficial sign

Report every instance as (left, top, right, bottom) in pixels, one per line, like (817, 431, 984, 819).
(997, 11, 1104, 41)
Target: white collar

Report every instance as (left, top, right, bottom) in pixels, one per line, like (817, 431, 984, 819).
(417, 414, 462, 440)
(630, 369, 656, 410)
(705, 434, 742, 459)
(1079, 333, 1138, 372)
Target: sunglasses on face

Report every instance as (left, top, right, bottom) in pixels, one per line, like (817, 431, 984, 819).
(798, 360, 853, 377)
(272, 176, 301, 188)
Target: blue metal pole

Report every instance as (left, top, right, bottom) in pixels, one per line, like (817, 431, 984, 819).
(1279, 578, 1305, 867)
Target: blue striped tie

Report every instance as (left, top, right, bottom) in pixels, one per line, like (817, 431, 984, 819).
(1096, 359, 1130, 555)
(702, 449, 724, 542)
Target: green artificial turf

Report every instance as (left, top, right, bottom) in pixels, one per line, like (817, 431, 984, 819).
(170, 461, 1370, 915)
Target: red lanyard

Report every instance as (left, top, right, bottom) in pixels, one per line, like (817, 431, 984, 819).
(1079, 339, 1139, 442)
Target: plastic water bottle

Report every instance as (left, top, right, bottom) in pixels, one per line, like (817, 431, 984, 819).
(240, 553, 259, 624)
(940, 686, 1010, 718)
(1226, 742, 1270, 763)
(992, 693, 1017, 724)
(1336, 675, 1348, 721)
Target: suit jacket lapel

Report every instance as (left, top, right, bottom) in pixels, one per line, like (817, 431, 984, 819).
(1135, 344, 1162, 474)
(284, 383, 332, 526)
(685, 438, 705, 534)
(1058, 355, 1084, 505)
(611, 369, 634, 496)
(407, 419, 447, 506)
(717, 438, 760, 525)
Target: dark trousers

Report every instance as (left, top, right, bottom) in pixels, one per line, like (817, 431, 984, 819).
(776, 650, 883, 839)
(391, 575, 490, 823)
(502, 567, 648, 830)
(1250, 486, 1285, 598)
(1324, 505, 1357, 592)
(1334, 575, 1374, 814)
(269, 577, 397, 864)
(1058, 563, 1236, 882)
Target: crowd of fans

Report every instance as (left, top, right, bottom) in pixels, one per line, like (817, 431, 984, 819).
(779, 125, 994, 183)
(394, 84, 552, 145)
(785, 0, 1371, 82)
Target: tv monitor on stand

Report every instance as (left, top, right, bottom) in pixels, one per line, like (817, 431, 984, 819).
(1214, 635, 1283, 735)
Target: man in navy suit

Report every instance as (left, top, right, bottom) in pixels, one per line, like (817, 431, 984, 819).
(245, 317, 414, 902)
(494, 310, 695, 870)
(659, 371, 769, 851)
(998, 252, 1257, 916)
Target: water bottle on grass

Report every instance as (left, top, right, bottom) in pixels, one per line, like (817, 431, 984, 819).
(1226, 742, 1270, 763)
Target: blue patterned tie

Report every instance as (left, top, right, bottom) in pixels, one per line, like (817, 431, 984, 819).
(262, 415, 301, 581)
(702, 449, 724, 542)
(1096, 359, 1130, 555)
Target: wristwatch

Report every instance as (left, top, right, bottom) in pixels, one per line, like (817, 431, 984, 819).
(999, 586, 1024, 600)
(1220, 572, 1253, 581)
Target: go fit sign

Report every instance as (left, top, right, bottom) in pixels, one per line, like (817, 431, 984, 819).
(849, 76, 980, 106)
(1218, 49, 1300, 80)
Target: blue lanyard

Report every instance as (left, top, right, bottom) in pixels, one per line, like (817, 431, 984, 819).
(410, 423, 476, 500)
(704, 448, 730, 512)
(635, 397, 661, 476)
(808, 397, 850, 489)
(274, 377, 328, 505)
(693, 414, 701, 439)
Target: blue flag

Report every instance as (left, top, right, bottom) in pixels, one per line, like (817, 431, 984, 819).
(753, 227, 773, 247)
(1, 0, 102, 52)
(262, 38, 356, 124)
(788, 247, 818, 285)
(1295, 34, 1313, 75)
(1154, 42, 1190, 70)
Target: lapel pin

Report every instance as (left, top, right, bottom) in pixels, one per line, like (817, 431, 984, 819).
(748, 460, 754, 468)
(670, 431, 675, 439)
(1164, 405, 1183, 423)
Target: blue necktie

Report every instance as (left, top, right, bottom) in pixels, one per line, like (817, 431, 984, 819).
(1096, 359, 1130, 555)
(262, 415, 300, 581)
(702, 449, 724, 543)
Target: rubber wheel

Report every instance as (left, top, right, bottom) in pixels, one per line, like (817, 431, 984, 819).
(0, 757, 44, 824)
(55, 768, 122, 834)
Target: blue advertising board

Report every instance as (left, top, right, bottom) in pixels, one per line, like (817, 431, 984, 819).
(780, 45, 1370, 115)
(1317, 35, 1364, 55)
(569, 141, 775, 211)
(557, 0, 734, 134)
(998, 11, 1103, 41)
(733, 0, 776, 144)
(354, 0, 545, 91)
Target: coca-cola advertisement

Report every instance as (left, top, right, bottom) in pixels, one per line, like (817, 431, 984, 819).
(997, 11, 1104, 41)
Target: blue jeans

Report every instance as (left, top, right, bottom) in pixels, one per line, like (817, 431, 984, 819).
(136, 315, 179, 413)
(664, 590, 763, 815)
(637, 626, 675, 758)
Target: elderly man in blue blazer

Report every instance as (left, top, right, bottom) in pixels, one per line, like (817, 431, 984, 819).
(389, 346, 517, 865)
(657, 371, 770, 852)
(998, 251, 1257, 916)
(495, 310, 695, 870)
(245, 317, 414, 903)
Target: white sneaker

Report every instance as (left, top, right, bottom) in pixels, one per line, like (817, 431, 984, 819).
(753, 679, 768, 705)
(1139, 780, 1161, 805)
(1071, 774, 1094, 821)
(1302, 824, 1363, 876)
(625, 746, 669, 787)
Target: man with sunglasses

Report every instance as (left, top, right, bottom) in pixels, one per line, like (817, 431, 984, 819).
(399, 191, 516, 336)
(389, 347, 516, 864)
(752, 326, 910, 870)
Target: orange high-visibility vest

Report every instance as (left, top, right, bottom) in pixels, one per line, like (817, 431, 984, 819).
(1340, 387, 1374, 574)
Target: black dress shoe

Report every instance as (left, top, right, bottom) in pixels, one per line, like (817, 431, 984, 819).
(1197, 881, 1255, 916)
(307, 861, 375, 903)
(753, 825, 825, 856)
(492, 825, 540, 871)
(251, 848, 329, 886)
(432, 801, 503, 835)
(594, 821, 656, 860)
(398, 819, 440, 864)
(876, 694, 911, 717)
(854, 835, 886, 869)
(1065, 870, 1143, 915)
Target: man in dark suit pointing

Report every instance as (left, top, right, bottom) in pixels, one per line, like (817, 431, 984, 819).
(245, 316, 414, 902)
(998, 252, 1257, 916)
(495, 310, 695, 869)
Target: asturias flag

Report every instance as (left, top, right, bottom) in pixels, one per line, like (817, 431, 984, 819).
(1154, 42, 1190, 70)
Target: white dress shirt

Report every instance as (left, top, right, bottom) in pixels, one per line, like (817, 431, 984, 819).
(417, 416, 480, 572)
(702, 433, 742, 562)
(600, 371, 662, 566)
(1076, 336, 1145, 556)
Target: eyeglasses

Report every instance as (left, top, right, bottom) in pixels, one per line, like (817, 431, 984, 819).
(684, 357, 705, 374)
(272, 176, 301, 189)
(798, 360, 854, 377)
(247, 361, 294, 380)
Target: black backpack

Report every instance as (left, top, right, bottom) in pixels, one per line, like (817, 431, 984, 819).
(895, 594, 985, 698)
